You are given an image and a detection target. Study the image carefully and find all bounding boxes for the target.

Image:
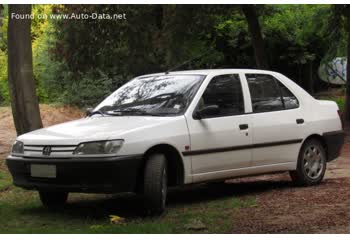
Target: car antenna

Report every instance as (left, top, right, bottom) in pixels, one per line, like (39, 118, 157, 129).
(165, 49, 214, 75)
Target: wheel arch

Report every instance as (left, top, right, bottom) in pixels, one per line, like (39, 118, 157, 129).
(301, 134, 328, 160)
(138, 143, 185, 189)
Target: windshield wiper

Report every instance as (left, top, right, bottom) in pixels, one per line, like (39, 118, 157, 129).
(88, 110, 121, 117)
(108, 109, 163, 116)
(88, 110, 106, 117)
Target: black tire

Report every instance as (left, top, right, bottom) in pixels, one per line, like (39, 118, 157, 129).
(39, 191, 68, 209)
(289, 139, 327, 186)
(143, 153, 168, 215)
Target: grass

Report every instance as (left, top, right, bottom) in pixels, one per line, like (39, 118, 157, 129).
(0, 170, 12, 191)
(0, 172, 257, 234)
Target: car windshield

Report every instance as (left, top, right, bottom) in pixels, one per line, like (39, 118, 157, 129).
(94, 74, 205, 116)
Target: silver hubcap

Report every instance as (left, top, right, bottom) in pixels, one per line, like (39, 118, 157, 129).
(161, 168, 167, 207)
(303, 145, 324, 179)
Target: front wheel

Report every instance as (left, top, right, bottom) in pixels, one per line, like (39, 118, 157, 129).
(143, 153, 168, 215)
(290, 139, 327, 186)
(39, 191, 68, 209)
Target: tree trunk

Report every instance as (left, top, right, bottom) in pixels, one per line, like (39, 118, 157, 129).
(345, 14, 350, 120)
(8, 4, 43, 135)
(0, 5, 4, 27)
(241, 5, 269, 69)
(309, 61, 314, 95)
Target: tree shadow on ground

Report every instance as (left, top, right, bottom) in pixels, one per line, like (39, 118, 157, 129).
(19, 177, 295, 220)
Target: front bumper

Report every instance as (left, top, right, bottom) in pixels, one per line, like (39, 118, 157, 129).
(6, 154, 143, 193)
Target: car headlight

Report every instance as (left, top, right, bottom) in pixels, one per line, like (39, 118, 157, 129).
(73, 140, 124, 155)
(11, 140, 24, 155)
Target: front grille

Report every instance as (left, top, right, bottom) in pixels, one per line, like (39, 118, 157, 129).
(23, 145, 77, 158)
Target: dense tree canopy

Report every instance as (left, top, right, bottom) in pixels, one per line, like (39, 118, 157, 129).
(0, 4, 347, 108)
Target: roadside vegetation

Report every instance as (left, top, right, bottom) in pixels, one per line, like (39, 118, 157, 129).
(0, 5, 348, 108)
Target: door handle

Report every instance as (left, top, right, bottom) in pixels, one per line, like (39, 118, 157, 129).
(296, 118, 304, 124)
(239, 124, 249, 130)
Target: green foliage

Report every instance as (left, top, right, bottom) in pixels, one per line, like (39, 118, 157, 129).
(263, 5, 331, 63)
(31, 5, 56, 103)
(32, 6, 59, 103)
(0, 49, 8, 105)
(0, 5, 57, 105)
(0, 5, 8, 105)
(59, 69, 113, 106)
(37, 5, 228, 107)
(209, 5, 335, 86)
(0, 5, 8, 51)
(214, 10, 254, 67)
(0, 170, 11, 191)
(322, 5, 348, 63)
(0, 4, 346, 106)
(260, 4, 333, 88)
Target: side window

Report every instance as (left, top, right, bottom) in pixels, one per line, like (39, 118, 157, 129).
(246, 74, 284, 113)
(196, 74, 244, 118)
(277, 81, 299, 109)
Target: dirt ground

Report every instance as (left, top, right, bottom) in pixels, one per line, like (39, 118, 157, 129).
(1, 105, 350, 233)
(228, 124, 350, 233)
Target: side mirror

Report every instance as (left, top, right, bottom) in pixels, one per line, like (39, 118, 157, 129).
(194, 105, 220, 119)
(85, 107, 93, 117)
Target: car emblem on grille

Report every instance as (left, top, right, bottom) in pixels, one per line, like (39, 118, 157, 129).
(42, 146, 52, 156)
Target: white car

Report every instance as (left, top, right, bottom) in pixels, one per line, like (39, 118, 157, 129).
(6, 69, 344, 214)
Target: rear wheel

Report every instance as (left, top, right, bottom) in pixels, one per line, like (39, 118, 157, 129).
(290, 139, 326, 186)
(143, 153, 168, 215)
(39, 191, 68, 209)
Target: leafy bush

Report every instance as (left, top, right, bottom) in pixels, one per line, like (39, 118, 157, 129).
(59, 69, 113, 107)
(0, 5, 346, 107)
(0, 6, 8, 105)
(0, 50, 9, 105)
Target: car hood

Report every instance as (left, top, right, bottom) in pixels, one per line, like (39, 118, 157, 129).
(18, 116, 180, 145)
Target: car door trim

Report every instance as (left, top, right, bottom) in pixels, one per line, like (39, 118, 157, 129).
(182, 139, 303, 156)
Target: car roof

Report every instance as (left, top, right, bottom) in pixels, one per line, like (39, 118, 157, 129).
(137, 69, 279, 78)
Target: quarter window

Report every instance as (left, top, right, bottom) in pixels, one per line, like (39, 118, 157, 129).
(277, 81, 299, 109)
(196, 74, 244, 118)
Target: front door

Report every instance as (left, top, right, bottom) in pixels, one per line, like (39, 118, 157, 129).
(185, 74, 253, 182)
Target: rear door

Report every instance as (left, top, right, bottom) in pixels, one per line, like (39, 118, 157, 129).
(245, 73, 304, 167)
(185, 74, 253, 182)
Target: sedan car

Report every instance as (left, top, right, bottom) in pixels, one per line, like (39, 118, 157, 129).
(6, 69, 344, 215)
